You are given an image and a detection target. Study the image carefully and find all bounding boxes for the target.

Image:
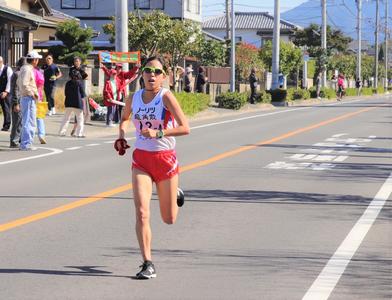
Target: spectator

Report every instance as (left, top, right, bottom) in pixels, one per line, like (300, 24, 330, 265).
(355, 78, 362, 96)
(33, 64, 47, 144)
(249, 68, 258, 104)
(59, 69, 86, 137)
(42, 54, 62, 116)
(316, 73, 322, 99)
(16, 50, 41, 150)
(168, 66, 184, 92)
(0, 56, 13, 131)
(195, 66, 208, 93)
(115, 62, 140, 122)
(101, 63, 119, 127)
(184, 64, 193, 93)
(9, 57, 25, 148)
(69, 57, 88, 135)
(337, 73, 345, 101)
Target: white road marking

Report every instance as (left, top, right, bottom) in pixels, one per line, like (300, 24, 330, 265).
(0, 147, 63, 166)
(369, 135, 377, 139)
(303, 172, 392, 300)
(191, 107, 311, 130)
(332, 133, 347, 138)
(333, 155, 349, 162)
(86, 143, 100, 147)
(66, 147, 82, 151)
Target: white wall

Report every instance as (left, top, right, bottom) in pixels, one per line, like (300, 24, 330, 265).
(47, 0, 201, 42)
(204, 29, 292, 48)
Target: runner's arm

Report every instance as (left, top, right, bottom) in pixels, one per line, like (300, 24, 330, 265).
(162, 91, 190, 137)
(118, 93, 133, 139)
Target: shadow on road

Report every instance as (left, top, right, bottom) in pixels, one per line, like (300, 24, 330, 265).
(0, 266, 132, 278)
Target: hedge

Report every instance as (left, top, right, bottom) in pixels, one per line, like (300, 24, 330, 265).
(216, 92, 248, 110)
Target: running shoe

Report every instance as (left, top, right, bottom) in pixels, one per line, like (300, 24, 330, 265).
(136, 261, 156, 279)
(177, 188, 185, 207)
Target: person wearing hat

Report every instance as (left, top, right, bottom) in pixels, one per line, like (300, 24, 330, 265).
(16, 50, 41, 150)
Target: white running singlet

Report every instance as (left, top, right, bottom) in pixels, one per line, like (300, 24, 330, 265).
(131, 88, 176, 151)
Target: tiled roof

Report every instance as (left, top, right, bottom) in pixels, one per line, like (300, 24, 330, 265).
(0, 5, 57, 28)
(203, 12, 298, 30)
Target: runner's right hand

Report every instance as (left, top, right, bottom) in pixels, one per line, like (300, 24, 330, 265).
(114, 138, 130, 156)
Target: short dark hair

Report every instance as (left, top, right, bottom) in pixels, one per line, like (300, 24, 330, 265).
(16, 57, 26, 68)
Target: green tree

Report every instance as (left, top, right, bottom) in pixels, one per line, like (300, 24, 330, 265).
(49, 20, 93, 66)
(259, 41, 302, 76)
(192, 37, 227, 67)
(235, 42, 264, 82)
(103, 10, 172, 58)
(328, 54, 356, 79)
(361, 54, 374, 82)
(161, 19, 200, 90)
(293, 23, 352, 56)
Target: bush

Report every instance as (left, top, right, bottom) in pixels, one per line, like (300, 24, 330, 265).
(256, 90, 272, 103)
(88, 92, 209, 116)
(361, 87, 373, 96)
(309, 87, 336, 99)
(344, 88, 357, 96)
(270, 88, 287, 102)
(174, 92, 210, 116)
(286, 88, 310, 101)
(216, 92, 248, 110)
(374, 86, 385, 94)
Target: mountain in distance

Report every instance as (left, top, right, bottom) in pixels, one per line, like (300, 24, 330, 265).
(282, 0, 391, 44)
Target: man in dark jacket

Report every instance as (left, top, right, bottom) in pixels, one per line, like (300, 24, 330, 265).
(0, 56, 14, 131)
(195, 66, 207, 93)
(249, 68, 258, 104)
(9, 57, 25, 148)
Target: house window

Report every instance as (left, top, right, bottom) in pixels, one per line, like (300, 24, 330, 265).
(235, 36, 242, 43)
(135, 0, 164, 10)
(61, 0, 91, 9)
(186, 0, 200, 14)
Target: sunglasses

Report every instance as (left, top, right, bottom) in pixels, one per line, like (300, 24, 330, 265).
(142, 67, 165, 75)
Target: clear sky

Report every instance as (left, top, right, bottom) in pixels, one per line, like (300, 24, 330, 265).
(202, 0, 309, 18)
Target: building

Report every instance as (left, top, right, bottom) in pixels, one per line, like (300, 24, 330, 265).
(0, 0, 76, 65)
(202, 12, 299, 48)
(47, 0, 202, 43)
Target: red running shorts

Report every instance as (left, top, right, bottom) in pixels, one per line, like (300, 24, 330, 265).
(132, 148, 179, 182)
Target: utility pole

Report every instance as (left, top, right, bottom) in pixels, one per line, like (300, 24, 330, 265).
(230, 0, 235, 92)
(384, 0, 389, 90)
(115, 0, 129, 72)
(226, 0, 231, 41)
(356, 0, 362, 82)
(321, 0, 327, 87)
(271, 0, 280, 90)
(374, 0, 379, 88)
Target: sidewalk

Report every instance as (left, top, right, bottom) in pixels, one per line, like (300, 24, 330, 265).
(0, 93, 388, 142)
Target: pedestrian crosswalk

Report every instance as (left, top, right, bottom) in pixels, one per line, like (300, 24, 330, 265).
(265, 133, 376, 171)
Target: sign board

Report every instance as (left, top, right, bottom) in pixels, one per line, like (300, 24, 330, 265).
(303, 54, 310, 62)
(98, 51, 140, 64)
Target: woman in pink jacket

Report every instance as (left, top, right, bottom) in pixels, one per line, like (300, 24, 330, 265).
(33, 66, 46, 144)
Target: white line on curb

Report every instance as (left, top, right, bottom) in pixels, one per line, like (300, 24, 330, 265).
(302, 172, 392, 300)
(191, 107, 311, 130)
(0, 147, 63, 166)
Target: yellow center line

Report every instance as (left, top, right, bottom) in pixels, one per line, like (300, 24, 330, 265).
(0, 105, 378, 233)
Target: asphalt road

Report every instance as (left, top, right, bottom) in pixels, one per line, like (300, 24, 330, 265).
(0, 96, 391, 300)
